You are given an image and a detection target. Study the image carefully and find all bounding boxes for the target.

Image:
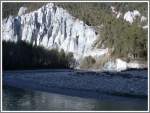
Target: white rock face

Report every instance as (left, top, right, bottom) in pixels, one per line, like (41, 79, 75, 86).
(124, 11, 134, 24)
(103, 60, 117, 71)
(2, 3, 102, 60)
(104, 59, 127, 72)
(142, 25, 148, 29)
(112, 7, 147, 26)
(133, 10, 141, 17)
(18, 7, 28, 16)
(141, 16, 147, 22)
(84, 48, 108, 58)
(127, 62, 140, 69)
(104, 58, 147, 72)
(116, 59, 127, 71)
(110, 6, 122, 19)
(124, 10, 141, 24)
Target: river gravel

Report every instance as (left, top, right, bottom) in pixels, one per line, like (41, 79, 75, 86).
(3, 69, 148, 98)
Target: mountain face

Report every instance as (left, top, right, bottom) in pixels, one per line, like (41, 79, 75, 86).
(2, 3, 108, 60)
(2, 3, 147, 71)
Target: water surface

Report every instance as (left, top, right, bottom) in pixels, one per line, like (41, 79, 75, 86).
(3, 69, 148, 111)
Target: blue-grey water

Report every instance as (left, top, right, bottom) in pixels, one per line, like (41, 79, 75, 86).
(2, 69, 148, 111)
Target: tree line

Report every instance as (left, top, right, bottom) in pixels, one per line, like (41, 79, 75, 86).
(97, 18, 147, 60)
(3, 41, 75, 70)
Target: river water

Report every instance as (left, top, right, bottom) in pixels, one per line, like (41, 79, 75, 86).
(2, 69, 148, 111)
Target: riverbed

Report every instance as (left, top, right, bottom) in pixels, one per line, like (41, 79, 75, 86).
(2, 69, 148, 111)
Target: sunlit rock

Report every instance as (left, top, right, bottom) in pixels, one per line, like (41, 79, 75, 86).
(2, 3, 101, 60)
(18, 7, 28, 16)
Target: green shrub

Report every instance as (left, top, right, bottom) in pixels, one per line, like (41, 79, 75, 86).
(80, 56, 96, 68)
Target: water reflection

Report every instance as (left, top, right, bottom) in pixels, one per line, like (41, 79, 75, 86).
(3, 86, 147, 111)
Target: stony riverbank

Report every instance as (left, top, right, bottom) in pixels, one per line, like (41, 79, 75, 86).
(3, 69, 148, 98)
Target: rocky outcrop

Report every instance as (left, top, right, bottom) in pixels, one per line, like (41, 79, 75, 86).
(104, 58, 147, 72)
(2, 3, 108, 60)
(124, 10, 141, 24)
(2, 3, 147, 71)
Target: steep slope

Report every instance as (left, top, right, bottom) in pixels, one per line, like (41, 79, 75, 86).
(2, 3, 108, 60)
(2, 3, 147, 71)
